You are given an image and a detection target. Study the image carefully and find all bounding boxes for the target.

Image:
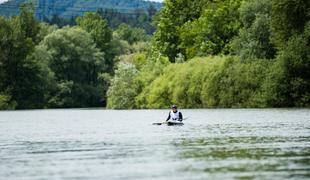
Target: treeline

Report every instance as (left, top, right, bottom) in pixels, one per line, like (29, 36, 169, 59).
(0, 4, 149, 109)
(1, 0, 309, 110)
(0, 0, 162, 19)
(107, 0, 310, 109)
(44, 6, 158, 34)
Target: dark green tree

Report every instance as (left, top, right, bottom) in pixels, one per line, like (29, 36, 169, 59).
(19, 3, 41, 43)
(179, 0, 242, 58)
(152, 0, 208, 62)
(35, 27, 106, 107)
(230, 0, 275, 60)
(264, 23, 310, 107)
(0, 11, 52, 109)
(76, 12, 113, 73)
(153, 0, 241, 61)
(115, 23, 149, 45)
(271, 0, 310, 48)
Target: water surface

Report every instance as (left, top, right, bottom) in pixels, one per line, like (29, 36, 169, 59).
(0, 109, 309, 179)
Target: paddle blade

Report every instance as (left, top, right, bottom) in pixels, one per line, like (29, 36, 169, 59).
(152, 121, 166, 125)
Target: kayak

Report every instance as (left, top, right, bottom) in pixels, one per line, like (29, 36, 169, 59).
(153, 120, 184, 126)
(167, 121, 184, 126)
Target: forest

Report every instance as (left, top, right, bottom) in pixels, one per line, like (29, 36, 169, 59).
(0, 0, 309, 110)
(0, 0, 162, 18)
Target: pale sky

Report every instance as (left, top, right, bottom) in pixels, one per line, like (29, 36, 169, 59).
(0, 0, 164, 4)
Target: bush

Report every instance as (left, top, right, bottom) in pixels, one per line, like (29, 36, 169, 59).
(107, 63, 139, 109)
(0, 93, 16, 110)
(134, 51, 170, 108)
(203, 57, 271, 108)
(136, 56, 271, 108)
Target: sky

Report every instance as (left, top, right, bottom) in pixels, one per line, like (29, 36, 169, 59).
(0, 0, 163, 4)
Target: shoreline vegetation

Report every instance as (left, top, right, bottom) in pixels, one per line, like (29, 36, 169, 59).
(0, 0, 309, 110)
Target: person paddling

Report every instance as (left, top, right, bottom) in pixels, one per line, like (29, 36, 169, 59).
(166, 105, 183, 122)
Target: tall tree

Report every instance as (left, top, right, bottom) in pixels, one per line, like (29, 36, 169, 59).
(152, 0, 207, 62)
(271, 0, 310, 48)
(0, 8, 52, 109)
(230, 0, 275, 60)
(76, 13, 113, 72)
(179, 0, 242, 58)
(19, 3, 40, 43)
(264, 24, 310, 107)
(35, 27, 106, 107)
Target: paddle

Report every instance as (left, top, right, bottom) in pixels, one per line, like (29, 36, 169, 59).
(152, 122, 166, 125)
(152, 117, 188, 125)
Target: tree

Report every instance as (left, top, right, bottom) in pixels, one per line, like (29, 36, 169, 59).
(263, 22, 310, 107)
(115, 23, 149, 45)
(153, 0, 241, 61)
(0, 8, 52, 109)
(36, 23, 58, 43)
(152, 0, 208, 62)
(230, 0, 275, 60)
(19, 3, 40, 43)
(107, 63, 139, 109)
(271, 0, 310, 49)
(76, 12, 113, 72)
(35, 27, 106, 107)
(96, 8, 156, 34)
(179, 0, 242, 58)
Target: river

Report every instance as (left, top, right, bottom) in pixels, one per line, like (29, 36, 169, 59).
(0, 109, 309, 179)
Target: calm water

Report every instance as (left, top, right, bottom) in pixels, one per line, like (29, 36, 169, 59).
(0, 109, 309, 179)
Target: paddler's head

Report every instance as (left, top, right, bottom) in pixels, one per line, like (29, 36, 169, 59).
(171, 105, 177, 113)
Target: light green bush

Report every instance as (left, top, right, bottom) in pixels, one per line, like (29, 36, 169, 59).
(107, 63, 139, 109)
(137, 56, 271, 108)
(0, 93, 16, 110)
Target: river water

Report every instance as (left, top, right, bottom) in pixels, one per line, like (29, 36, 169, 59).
(0, 109, 309, 179)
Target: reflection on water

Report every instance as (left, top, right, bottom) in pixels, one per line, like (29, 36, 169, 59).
(175, 136, 310, 179)
(0, 109, 309, 179)
(172, 110, 310, 179)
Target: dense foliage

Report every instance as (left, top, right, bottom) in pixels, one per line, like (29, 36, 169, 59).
(0, 4, 51, 109)
(1, 0, 309, 110)
(107, 0, 310, 109)
(76, 13, 114, 72)
(153, 0, 242, 62)
(230, 0, 275, 60)
(34, 27, 107, 107)
(0, 4, 150, 109)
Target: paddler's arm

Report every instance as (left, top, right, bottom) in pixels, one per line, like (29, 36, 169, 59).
(166, 113, 171, 121)
(179, 112, 183, 121)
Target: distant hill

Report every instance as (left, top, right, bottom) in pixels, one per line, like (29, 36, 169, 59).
(0, 0, 162, 20)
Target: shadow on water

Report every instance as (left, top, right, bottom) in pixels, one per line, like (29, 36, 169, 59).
(173, 135, 310, 179)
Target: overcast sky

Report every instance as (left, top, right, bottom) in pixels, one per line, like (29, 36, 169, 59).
(0, 0, 164, 4)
